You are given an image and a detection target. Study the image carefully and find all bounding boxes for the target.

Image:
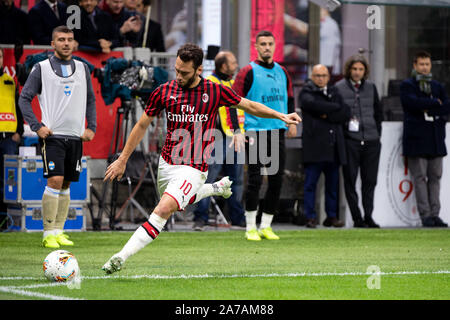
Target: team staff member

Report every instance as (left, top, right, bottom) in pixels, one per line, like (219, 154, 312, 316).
(335, 55, 382, 228)
(102, 43, 301, 274)
(0, 48, 24, 224)
(232, 30, 296, 241)
(19, 26, 97, 248)
(400, 51, 450, 228)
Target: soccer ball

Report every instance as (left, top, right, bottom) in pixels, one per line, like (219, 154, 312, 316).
(43, 250, 79, 282)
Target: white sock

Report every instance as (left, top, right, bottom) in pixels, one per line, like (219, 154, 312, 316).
(42, 186, 60, 239)
(245, 210, 257, 232)
(192, 184, 214, 204)
(43, 230, 54, 238)
(260, 212, 274, 230)
(53, 229, 63, 236)
(117, 213, 167, 261)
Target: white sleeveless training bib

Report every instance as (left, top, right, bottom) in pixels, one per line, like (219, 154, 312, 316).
(38, 59, 87, 137)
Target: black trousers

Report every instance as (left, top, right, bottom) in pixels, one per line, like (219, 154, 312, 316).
(342, 139, 381, 222)
(245, 130, 286, 215)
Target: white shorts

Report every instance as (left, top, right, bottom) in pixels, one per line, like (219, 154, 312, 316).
(157, 156, 208, 210)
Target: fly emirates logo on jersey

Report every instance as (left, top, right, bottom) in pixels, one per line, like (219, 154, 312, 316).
(167, 104, 209, 123)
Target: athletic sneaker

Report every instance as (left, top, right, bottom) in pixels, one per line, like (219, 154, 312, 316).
(42, 234, 60, 248)
(212, 176, 233, 199)
(55, 233, 74, 246)
(245, 228, 261, 241)
(258, 227, 280, 240)
(102, 255, 124, 274)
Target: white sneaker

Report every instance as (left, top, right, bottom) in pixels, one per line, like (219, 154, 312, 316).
(212, 176, 233, 199)
(102, 254, 124, 274)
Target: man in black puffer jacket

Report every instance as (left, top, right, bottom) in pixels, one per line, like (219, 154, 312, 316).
(299, 64, 350, 228)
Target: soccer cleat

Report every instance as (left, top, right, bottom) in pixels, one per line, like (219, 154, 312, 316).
(258, 227, 280, 240)
(56, 233, 74, 246)
(212, 176, 233, 199)
(245, 228, 261, 241)
(42, 234, 60, 249)
(102, 255, 124, 274)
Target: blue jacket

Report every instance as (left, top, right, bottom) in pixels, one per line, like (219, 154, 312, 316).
(400, 77, 450, 157)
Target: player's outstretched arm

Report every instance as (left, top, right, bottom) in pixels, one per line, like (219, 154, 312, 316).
(104, 113, 154, 182)
(236, 97, 301, 125)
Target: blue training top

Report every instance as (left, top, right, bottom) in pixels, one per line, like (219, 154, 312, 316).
(244, 61, 288, 131)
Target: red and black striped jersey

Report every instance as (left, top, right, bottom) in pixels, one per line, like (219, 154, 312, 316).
(145, 77, 242, 172)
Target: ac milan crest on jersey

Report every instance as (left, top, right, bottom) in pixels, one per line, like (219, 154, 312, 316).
(145, 78, 241, 172)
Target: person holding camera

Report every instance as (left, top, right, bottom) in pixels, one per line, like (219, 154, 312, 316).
(99, 0, 142, 47)
(19, 26, 97, 248)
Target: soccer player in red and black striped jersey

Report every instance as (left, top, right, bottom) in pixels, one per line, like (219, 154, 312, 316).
(102, 43, 301, 274)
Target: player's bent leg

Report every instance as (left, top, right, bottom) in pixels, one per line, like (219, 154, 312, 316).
(102, 195, 177, 274)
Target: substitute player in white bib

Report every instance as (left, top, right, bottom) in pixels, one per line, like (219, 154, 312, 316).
(102, 43, 301, 274)
(19, 26, 97, 248)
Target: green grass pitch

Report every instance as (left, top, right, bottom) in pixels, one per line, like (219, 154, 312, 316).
(0, 228, 449, 300)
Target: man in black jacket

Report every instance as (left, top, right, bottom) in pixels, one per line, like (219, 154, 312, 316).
(74, 0, 120, 53)
(28, 0, 68, 45)
(0, 0, 30, 45)
(125, 0, 165, 51)
(336, 55, 382, 228)
(400, 51, 450, 228)
(299, 64, 350, 228)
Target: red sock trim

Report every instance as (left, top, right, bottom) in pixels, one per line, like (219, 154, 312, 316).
(141, 221, 160, 240)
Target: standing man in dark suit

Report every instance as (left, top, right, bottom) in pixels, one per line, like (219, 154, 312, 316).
(299, 64, 350, 228)
(335, 55, 383, 228)
(29, 0, 69, 45)
(400, 51, 450, 228)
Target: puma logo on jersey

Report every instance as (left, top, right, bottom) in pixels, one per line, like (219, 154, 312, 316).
(169, 95, 178, 102)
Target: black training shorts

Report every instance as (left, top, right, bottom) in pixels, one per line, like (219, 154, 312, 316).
(39, 135, 83, 182)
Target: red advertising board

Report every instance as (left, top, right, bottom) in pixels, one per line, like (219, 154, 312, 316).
(2, 47, 123, 159)
(251, 0, 285, 62)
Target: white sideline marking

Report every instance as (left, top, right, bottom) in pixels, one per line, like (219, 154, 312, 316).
(1, 269, 449, 282)
(1, 270, 449, 300)
(0, 286, 83, 300)
(85, 270, 450, 280)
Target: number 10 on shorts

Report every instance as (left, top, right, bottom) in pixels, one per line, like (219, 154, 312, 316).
(180, 180, 192, 195)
